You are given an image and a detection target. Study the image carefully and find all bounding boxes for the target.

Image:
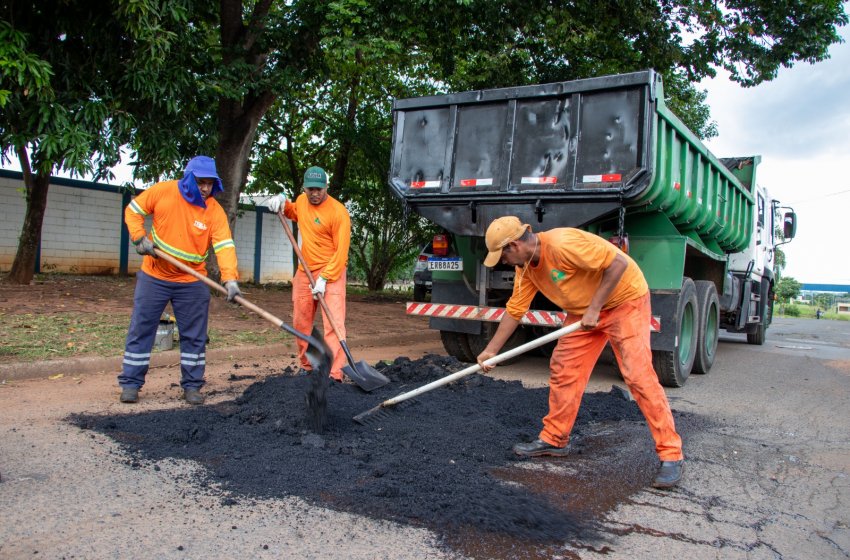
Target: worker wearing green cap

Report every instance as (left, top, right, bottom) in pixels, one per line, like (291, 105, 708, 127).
(268, 167, 351, 381)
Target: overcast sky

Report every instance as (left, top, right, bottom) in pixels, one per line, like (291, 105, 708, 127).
(699, 25, 850, 285)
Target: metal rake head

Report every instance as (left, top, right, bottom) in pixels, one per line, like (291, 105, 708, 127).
(352, 398, 419, 426)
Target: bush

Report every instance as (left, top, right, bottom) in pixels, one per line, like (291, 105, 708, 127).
(784, 305, 801, 317)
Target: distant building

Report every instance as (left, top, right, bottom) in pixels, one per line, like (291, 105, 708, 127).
(800, 283, 850, 294)
(838, 303, 850, 315)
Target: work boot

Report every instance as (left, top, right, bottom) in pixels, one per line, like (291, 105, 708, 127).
(652, 459, 685, 488)
(513, 439, 570, 458)
(119, 387, 139, 403)
(183, 388, 205, 405)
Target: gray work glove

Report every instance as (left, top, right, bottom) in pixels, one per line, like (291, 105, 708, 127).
(224, 281, 242, 303)
(134, 236, 157, 257)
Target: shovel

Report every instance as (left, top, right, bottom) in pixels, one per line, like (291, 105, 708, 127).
(353, 320, 583, 424)
(276, 212, 390, 392)
(151, 248, 333, 376)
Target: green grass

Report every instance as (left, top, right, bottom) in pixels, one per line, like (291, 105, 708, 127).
(0, 312, 292, 363)
(776, 305, 850, 321)
(0, 312, 130, 361)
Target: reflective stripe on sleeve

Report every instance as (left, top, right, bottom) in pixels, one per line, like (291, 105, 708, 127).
(128, 200, 149, 216)
(213, 239, 235, 253)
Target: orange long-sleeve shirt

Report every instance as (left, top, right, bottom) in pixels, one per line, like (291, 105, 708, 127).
(124, 180, 239, 283)
(283, 193, 350, 282)
(506, 228, 647, 318)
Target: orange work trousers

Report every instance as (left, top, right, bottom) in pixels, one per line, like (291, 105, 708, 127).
(541, 293, 684, 461)
(292, 268, 347, 381)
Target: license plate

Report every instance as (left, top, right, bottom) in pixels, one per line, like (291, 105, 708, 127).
(427, 258, 463, 271)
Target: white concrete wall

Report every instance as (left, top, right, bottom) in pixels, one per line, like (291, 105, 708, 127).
(0, 174, 294, 282)
(40, 184, 124, 274)
(0, 175, 26, 269)
(258, 211, 294, 283)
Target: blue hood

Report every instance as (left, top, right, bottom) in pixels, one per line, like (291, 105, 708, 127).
(178, 156, 224, 208)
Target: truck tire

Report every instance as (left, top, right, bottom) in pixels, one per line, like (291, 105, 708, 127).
(440, 330, 476, 363)
(413, 284, 428, 302)
(693, 280, 719, 374)
(653, 278, 698, 387)
(467, 322, 527, 366)
(746, 280, 770, 345)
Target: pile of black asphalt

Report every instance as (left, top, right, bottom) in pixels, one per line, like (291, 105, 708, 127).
(71, 355, 694, 546)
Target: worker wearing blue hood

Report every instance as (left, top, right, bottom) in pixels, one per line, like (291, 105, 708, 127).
(179, 155, 224, 208)
(121, 155, 241, 406)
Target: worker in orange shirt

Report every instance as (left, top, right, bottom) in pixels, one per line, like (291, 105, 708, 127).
(476, 216, 685, 488)
(120, 156, 241, 405)
(268, 167, 351, 382)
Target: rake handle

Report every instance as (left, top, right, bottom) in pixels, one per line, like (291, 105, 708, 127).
(381, 321, 583, 407)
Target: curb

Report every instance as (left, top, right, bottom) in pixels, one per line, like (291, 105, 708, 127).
(0, 342, 295, 382)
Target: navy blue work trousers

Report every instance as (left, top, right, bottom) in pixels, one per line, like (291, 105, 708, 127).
(118, 271, 211, 390)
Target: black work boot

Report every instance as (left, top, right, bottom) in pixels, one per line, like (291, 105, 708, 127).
(119, 387, 139, 403)
(652, 459, 684, 488)
(183, 388, 205, 405)
(513, 439, 570, 458)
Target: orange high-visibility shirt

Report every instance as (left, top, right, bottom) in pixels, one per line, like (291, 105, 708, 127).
(506, 228, 647, 318)
(124, 180, 239, 283)
(283, 193, 350, 282)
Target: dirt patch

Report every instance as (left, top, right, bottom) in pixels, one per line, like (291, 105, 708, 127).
(825, 359, 850, 374)
(71, 355, 701, 557)
(0, 274, 425, 362)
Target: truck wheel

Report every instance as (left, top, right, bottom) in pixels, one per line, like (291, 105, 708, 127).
(468, 322, 527, 366)
(440, 330, 476, 363)
(413, 284, 428, 302)
(747, 323, 765, 345)
(693, 280, 719, 374)
(653, 278, 698, 387)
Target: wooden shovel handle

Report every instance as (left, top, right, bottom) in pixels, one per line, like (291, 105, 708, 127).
(152, 248, 285, 328)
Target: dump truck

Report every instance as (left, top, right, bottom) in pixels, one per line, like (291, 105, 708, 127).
(388, 70, 797, 387)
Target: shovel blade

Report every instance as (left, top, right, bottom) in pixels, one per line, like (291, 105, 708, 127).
(343, 360, 390, 392)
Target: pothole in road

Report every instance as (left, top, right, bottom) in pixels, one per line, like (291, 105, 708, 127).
(71, 355, 704, 559)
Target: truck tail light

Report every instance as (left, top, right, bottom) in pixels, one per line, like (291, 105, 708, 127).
(432, 234, 449, 256)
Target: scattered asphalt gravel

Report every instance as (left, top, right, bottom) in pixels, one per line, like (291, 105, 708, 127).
(70, 355, 694, 548)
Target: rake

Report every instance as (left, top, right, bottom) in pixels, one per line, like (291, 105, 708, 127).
(353, 320, 583, 424)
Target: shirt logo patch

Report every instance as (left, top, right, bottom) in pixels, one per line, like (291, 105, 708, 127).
(550, 269, 566, 283)
(193, 220, 208, 231)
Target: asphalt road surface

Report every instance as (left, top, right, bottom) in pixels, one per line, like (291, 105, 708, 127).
(1, 316, 848, 559)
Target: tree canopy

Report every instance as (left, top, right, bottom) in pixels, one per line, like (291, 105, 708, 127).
(2, 0, 847, 286)
(776, 277, 802, 303)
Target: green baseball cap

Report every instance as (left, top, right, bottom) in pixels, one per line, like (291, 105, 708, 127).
(303, 166, 328, 189)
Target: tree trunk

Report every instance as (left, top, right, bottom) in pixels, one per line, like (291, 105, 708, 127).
(329, 59, 361, 195)
(209, 92, 276, 283)
(7, 152, 51, 285)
